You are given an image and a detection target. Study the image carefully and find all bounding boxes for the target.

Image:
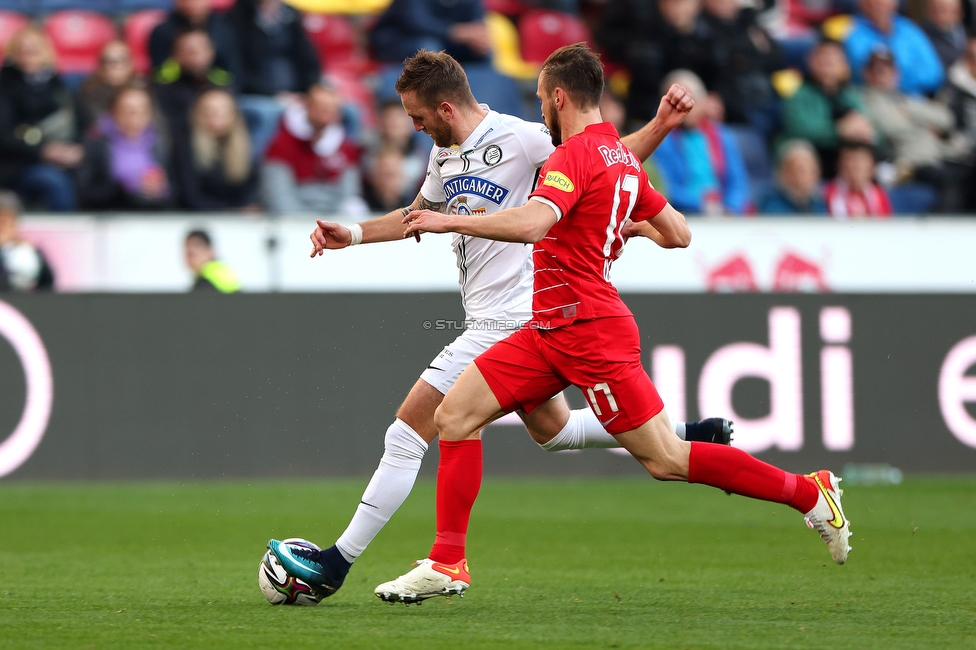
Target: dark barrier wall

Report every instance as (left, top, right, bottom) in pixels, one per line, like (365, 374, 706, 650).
(2, 294, 975, 480)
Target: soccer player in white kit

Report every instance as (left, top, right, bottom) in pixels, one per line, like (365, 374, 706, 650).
(269, 50, 730, 598)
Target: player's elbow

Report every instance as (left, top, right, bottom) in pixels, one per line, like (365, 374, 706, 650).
(522, 201, 558, 242)
(524, 222, 550, 243)
(672, 226, 691, 248)
(520, 215, 554, 243)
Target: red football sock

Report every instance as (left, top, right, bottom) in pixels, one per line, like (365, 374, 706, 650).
(687, 442, 820, 513)
(429, 439, 483, 564)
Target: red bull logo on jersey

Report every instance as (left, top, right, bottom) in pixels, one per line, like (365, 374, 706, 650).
(598, 143, 641, 170)
(443, 176, 511, 204)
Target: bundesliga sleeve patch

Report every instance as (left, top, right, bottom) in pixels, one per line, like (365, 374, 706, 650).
(543, 171, 574, 192)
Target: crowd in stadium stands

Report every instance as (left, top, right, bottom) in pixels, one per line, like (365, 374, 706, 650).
(1, 0, 976, 218)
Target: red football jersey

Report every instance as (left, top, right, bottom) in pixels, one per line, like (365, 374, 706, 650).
(528, 122, 667, 329)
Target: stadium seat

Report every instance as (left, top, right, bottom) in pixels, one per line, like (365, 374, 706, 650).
(0, 0, 35, 15)
(302, 12, 373, 75)
(484, 0, 527, 17)
(485, 11, 538, 81)
(517, 9, 590, 64)
(116, 0, 172, 12)
(37, 0, 115, 13)
(0, 10, 30, 60)
(44, 10, 117, 75)
(123, 8, 166, 74)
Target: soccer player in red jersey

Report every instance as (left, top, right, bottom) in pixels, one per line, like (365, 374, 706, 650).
(374, 43, 852, 604)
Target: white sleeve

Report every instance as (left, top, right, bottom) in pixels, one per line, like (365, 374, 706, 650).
(419, 146, 446, 204)
(517, 121, 556, 168)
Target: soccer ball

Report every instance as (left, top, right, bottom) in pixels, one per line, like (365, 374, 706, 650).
(258, 538, 322, 606)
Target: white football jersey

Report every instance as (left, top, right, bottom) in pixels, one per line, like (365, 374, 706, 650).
(420, 108, 554, 323)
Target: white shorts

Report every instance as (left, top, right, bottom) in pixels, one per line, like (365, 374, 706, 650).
(420, 326, 517, 395)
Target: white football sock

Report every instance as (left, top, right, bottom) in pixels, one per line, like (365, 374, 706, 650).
(335, 418, 427, 563)
(541, 408, 684, 451)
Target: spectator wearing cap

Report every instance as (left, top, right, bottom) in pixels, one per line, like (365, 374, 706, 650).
(824, 141, 893, 217)
(369, 0, 491, 64)
(760, 139, 827, 214)
(260, 84, 367, 215)
(861, 46, 970, 211)
(149, 0, 241, 82)
(0, 190, 54, 291)
(844, 0, 944, 95)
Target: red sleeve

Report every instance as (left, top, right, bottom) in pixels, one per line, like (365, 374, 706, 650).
(630, 175, 668, 223)
(528, 140, 587, 219)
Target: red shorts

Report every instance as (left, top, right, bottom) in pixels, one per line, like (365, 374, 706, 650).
(474, 316, 664, 434)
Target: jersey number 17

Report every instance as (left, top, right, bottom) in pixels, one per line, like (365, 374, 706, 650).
(603, 173, 640, 281)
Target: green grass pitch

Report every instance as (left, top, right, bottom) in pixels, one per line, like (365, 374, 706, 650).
(1, 476, 975, 649)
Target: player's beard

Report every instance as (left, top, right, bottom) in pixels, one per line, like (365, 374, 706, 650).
(545, 103, 562, 147)
(425, 115, 455, 148)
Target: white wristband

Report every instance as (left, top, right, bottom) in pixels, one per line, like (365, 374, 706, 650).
(348, 223, 364, 246)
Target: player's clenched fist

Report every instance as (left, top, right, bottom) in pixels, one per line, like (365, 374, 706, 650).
(657, 83, 695, 130)
(309, 219, 353, 257)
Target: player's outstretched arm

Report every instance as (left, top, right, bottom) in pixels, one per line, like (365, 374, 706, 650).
(309, 193, 447, 257)
(403, 199, 557, 244)
(623, 203, 691, 249)
(619, 84, 695, 162)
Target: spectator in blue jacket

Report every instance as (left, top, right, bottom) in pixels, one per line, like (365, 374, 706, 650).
(651, 70, 752, 215)
(369, 0, 491, 64)
(844, 0, 944, 95)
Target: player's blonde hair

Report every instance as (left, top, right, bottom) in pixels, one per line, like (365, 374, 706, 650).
(539, 43, 604, 111)
(395, 49, 478, 110)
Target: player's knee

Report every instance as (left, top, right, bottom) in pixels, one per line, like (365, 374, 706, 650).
(433, 401, 464, 440)
(522, 415, 551, 446)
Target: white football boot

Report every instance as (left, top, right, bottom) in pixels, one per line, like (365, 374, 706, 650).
(804, 470, 853, 564)
(374, 558, 470, 604)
